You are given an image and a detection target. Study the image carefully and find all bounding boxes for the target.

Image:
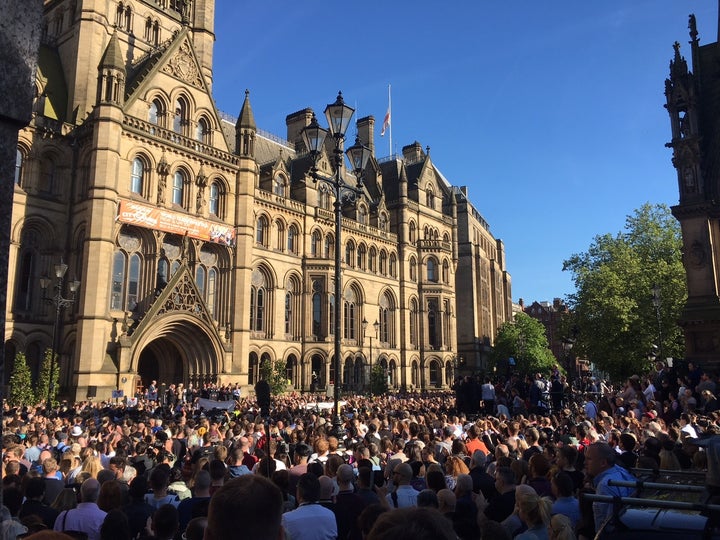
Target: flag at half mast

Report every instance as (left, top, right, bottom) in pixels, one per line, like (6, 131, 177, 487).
(381, 84, 391, 138)
(380, 106, 390, 136)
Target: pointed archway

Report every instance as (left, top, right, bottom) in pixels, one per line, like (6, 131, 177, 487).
(137, 340, 184, 390)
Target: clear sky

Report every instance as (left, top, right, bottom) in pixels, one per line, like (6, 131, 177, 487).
(210, 1, 717, 305)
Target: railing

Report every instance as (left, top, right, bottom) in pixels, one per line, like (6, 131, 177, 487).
(416, 239, 451, 252)
(123, 116, 239, 166)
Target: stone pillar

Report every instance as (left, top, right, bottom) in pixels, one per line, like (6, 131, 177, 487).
(0, 0, 43, 508)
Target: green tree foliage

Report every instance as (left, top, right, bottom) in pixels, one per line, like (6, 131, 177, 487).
(8, 352, 35, 407)
(37, 348, 60, 406)
(369, 364, 389, 395)
(259, 357, 289, 396)
(490, 312, 557, 376)
(562, 203, 686, 380)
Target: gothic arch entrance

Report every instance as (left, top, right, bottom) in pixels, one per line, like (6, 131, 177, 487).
(137, 340, 184, 390)
(131, 316, 221, 390)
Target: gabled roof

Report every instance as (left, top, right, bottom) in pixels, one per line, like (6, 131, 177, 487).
(123, 27, 230, 152)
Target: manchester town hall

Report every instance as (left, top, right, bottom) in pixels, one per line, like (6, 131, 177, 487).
(6, 0, 512, 401)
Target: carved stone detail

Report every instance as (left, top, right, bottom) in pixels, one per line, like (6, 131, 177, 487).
(162, 40, 203, 88)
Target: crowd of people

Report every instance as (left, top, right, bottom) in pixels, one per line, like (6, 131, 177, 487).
(1, 359, 718, 540)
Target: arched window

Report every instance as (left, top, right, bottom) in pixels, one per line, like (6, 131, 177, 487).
(368, 247, 377, 273)
(427, 258, 437, 282)
(324, 234, 334, 259)
(389, 253, 397, 278)
(275, 220, 285, 251)
(379, 251, 387, 275)
(206, 268, 217, 318)
(149, 98, 164, 127)
(39, 157, 56, 195)
(426, 188, 435, 209)
(196, 117, 210, 143)
(130, 157, 145, 194)
(196, 266, 206, 296)
(111, 247, 142, 312)
(345, 240, 355, 267)
(409, 298, 418, 346)
(256, 215, 269, 247)
(412, 360, 419, 388)
(14, 234, 39, 312)
(208, 182, 220, 216)
(249, 269, 268, 333)
(144, 17, 153, 41)
(329, 294, 335, 336)
(173, 97, 188, 135)
(379, 293, 394, 345)
(273, 175, 286, 197)
(428, 299, 439, 348)
(343, 288, 357, 340)
(311, 230, 322, 257)
(312, 292, 322, 337)
(152, 20, 160, 45)
(287, 225, 298, 254)
(357, 244, 366, 270)
(284, 278, 301, 338)
(172, 170, 186, 206)
(409, 257, 417, 281)
(123, 5, 132, 31)
(442, 260, 450, 283)
(15, 148, 24, 186)
(116, 3, 125, 27)
(409, 221, 416, 243)
(318, 186, 330, 210)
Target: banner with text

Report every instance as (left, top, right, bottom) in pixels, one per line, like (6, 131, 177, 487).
(117, 200, 235, 247)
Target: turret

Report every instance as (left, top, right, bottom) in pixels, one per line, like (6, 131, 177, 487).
(235, 90, 256, 158)
(97, 31, 125, 106)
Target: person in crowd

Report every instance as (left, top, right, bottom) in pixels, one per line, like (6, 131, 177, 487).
(53, 478, 107, 540)
(20, 477, 60, 529)
(282, 473, 337, 540)
(386, 463, 418, 509)
(205, 475, 283, 540)
(584, 442, 636, 532)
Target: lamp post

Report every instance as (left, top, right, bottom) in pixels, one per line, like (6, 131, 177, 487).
(40, 260, 80, 405)
(302, 92, 371, 440)
(362, 318, 379, 396)
(561, 337, 575, 387)
(652, 283, 664, 362)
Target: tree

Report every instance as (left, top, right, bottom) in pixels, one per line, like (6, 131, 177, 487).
(259, 357, 289, 396)
(563, 203, 686, 380)
(369, 364, 388, 395)
(490, 312, 557, 376)
(8, 352, 34, 407)
(37, 348, 60, 406)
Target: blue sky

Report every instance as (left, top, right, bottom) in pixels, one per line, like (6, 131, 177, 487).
(210, 1, 717, 304)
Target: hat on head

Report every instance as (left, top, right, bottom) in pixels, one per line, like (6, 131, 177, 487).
(70, 426, 83, 437)
(643, 411, 656, 420)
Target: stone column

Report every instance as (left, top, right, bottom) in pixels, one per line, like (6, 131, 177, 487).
(0, 0, 43, 507)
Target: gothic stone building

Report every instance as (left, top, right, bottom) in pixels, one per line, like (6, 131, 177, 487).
(6, 0, 512, 401)
(667, 11, 720, 370)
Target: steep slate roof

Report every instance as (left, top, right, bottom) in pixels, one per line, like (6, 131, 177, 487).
(99, 31, 125, 72)
(125, 36, 175, 100)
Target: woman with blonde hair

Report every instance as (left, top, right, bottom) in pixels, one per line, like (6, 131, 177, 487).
(549, 514, 577, 540)
(515, 491, 553, 540)
(80, 455, 103, 478)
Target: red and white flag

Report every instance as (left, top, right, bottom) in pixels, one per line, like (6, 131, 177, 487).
(380, 107, 391, 136)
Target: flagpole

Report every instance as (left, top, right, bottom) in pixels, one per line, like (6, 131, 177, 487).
(388, 84, 392, 157)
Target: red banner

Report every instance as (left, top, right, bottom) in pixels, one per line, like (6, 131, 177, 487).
(117, 200, 236, 247)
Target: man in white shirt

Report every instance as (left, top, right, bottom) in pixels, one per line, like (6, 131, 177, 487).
(386, 463, 418, 509)
(282, 473, 337, 540)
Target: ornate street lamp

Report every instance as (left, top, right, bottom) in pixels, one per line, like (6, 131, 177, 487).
(561, 337, 575, 386)
(652, 283, 665, 362)
(362, 317, 379, 396)
(40, 260, 80, 405)
(302, 92, 370, 440)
